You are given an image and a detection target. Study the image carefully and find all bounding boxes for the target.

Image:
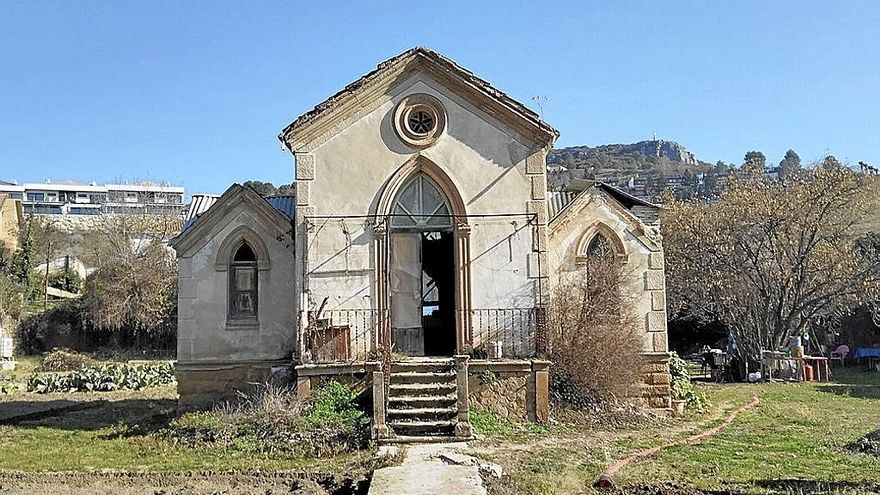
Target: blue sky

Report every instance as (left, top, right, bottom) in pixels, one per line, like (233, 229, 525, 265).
(1, 1, 878, 195)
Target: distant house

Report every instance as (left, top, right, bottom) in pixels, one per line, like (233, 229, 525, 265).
(0, 180, 185, 216)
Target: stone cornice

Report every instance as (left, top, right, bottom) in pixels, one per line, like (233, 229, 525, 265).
(278, 48, 559, 154)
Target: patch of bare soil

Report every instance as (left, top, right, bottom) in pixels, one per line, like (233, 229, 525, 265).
(844, 429, 880, 458)
(0, 472, 371, 495)
(610, 483, 742, 494)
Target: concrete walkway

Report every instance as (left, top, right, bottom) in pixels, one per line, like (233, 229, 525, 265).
(369, 442, 491, 495)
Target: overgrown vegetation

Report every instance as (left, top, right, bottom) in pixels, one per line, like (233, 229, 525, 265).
(470, 408, 548, 438)
(668, 353, 708, 411)
(475, 368, 880, 495)
(7, 213, 179, 354)
(166, 381, 370, 458)
(27, 361, 174, 393)
(548, 251, 646, 405)
(664, 161, 880, 369)
(38, 348, 96, 371)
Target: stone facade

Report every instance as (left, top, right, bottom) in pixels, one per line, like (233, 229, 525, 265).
(176, 360, 284, 409)
(547, 189, 669, 354)
(640, 352, 673, 410)
(172, 47, 670, 415)
(171, 186, 297, 407)
(468, 360, 549, 422)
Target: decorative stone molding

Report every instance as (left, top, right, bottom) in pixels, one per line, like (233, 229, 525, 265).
(652, 332, 668, 352)
(525, 152, 546, 175)
(645, 270, 665, 291)
(648, 252, 665, 270)
(647, 311, 667, 332)
(574, 221, 629, 263)
(214, 225, 272, 271)
(530, 175, 546, 200)
(295, 181, 310, 206)
(295, 154, 316, 181)
(526, 200, 547, 226)
(392, 93, 447, 149)
(651, 291, 666, 311)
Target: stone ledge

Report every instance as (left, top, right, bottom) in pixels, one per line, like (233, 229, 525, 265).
(295, 361, 380, 376)
(469, 360, 533, 373)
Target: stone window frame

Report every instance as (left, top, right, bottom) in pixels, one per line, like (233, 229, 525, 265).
(575, 222, 629, 264)
(215, 226, 271, 330)
(392, 93, 447, 149)
(229, 243, 259, 322)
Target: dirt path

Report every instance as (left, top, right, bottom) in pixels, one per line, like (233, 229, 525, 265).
(0, 472, 370, 495)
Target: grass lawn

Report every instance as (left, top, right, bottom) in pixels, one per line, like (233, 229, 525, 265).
(0, 357, 373, 474)
(471, 367, 880, 494)
(3, 356, 880, 494)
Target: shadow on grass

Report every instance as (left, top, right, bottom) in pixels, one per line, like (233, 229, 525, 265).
(816, 367, 880, 400)
(752, 478, 880, 493)
(0, 398, 178, 434)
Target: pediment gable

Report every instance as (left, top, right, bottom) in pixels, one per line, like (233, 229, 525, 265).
(170, 184, 292, 258)
(278, 47, 559, 153)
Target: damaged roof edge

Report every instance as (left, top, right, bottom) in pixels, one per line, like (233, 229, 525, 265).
(277, 47, 559, 152)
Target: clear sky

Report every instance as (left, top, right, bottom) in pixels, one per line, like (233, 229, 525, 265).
(1, 1, 878, 196)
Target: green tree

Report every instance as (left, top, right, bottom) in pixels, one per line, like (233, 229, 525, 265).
(779, 149, 801, 179)
(743, 151, 766, 173)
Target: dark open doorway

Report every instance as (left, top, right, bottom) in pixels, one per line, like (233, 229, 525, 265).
(420, 231, 456, 356)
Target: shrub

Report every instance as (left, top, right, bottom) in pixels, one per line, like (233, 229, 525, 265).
(47, 270, 83, 294)
(39, 348, 95, 371)
(166, 381, 370, 457)
(27, 361, 175, 393)
(669, 352, 709, 411)
(549, 253, 647, 405)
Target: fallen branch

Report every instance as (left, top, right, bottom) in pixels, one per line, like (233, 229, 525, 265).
(595, 396, 761, 489)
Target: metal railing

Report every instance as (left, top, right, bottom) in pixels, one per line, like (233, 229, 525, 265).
(465, 308, 538, 358)
(305, 309, 385, 363)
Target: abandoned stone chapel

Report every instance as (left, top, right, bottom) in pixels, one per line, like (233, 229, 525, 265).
(171, 47, 671, 440)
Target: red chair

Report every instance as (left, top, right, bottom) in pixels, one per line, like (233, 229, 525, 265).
(830, 345, 850, 366)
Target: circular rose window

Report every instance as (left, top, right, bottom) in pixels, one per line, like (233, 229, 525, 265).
(393, 94, 446, 148)
(407, 110, 434, 134)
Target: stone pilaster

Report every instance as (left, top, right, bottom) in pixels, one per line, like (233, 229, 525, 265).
(532, 360, 550, 423)
(371, 370, 390, 440)
(454, 355, 473, 438)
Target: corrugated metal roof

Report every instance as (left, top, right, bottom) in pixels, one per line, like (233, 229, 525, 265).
(185, 194, 219, 222)
(548, 191, 578, 220)
(180, 191, 295, 234)
(265, 195, 296, 220)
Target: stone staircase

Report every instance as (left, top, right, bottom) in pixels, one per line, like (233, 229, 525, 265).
(386, 358, 467, 442)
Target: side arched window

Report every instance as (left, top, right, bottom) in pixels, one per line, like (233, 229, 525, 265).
(229, 243, 258, 320)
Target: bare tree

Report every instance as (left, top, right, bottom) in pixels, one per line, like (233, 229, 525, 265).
(78, 209, 178, 343)
(549, 250, 646, 403)
(664, 163, 880, 366)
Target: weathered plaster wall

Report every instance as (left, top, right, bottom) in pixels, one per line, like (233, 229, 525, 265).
(176, 205, 297, 406)
(547, 191, 668, 353)
(294, 72, 550, 355)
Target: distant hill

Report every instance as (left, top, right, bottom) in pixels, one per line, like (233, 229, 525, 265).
(547, 140, 715, 194)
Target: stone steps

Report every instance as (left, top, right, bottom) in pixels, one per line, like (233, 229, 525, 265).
(388, 407, 457, 417)
(386, 359, 463, 440)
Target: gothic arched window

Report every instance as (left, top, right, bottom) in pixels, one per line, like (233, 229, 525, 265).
(586, 233, 613, 257)
(229, 242, 258, 320)
(392, 174, 453, 228)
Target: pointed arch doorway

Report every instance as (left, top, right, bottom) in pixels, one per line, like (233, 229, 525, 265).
(383, 171, 466, 357)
